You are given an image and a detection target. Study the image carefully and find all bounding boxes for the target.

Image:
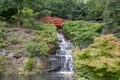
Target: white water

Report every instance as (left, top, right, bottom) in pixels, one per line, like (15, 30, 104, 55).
(49, 33, 74, 73)
(56, 33, 74, 74)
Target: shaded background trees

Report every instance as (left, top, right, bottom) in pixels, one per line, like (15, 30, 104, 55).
(0, 0, 119, 37)
(102, 0, 120, 38)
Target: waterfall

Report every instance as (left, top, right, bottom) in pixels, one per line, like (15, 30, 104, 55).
(49, 33, 74, 74)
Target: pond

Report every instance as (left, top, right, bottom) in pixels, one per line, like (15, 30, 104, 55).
(0, 73, 76, 80)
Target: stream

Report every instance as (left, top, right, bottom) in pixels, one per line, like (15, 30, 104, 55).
(0, 33, 76, 80)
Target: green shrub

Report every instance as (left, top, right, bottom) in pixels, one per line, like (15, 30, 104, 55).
(25, 42, 49, 58)
(0, 21, 8, 27)
(0, 56, 6, 73)
(22, 19, 42, 30)
(0, 42, 7, 48)
(25, 23, 57, 59)
(9, 37, 21, 44)
(32, 35, 42, 42)
(35, 24, 57, 44)
(0, 29, 6, 41)
(25, 58, 35, 71)
(21, 8, 42, 30)
(74, 34, 120, 80)
(0, 28, 7, 48)
(63, 21, 104, 46)
(77, 77, 88, 80)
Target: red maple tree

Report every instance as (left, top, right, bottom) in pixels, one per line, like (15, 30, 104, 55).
(40, 16, 66, 28)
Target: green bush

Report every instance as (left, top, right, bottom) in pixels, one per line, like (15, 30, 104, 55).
(0, 29, 6, 41)
(25, 23, 57, 59)
(63, 21, 104, 46)
(9, 37, 21, 44)
(77, 77, 88, 80)
(21, 7, 42, 30)
(35, 24, 57, 44)
(25, 42, 49, 58)
(22, 19, 42, 30)
(25, 58, 35, 71)
(0, 56, 6, 73)
(0, 28, 8, 49)
(0, 21, 8, 27)
(74, 34, 120, 80)
(0, 42, 7, 48)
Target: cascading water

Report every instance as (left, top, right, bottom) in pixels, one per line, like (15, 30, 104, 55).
(57, 33, 74, 73)
(49, 33, 74, 74)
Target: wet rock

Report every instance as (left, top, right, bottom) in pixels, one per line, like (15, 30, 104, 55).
(48, 45, 59, 55)
(58, 39, 63, 42)
(49, 57, 58, 62)
(49, 56, 60, 69)
(47, 66, 61, 72)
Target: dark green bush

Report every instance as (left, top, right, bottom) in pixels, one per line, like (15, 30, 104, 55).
(63, 21, 104, 46)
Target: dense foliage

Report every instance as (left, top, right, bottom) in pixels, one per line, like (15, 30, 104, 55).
(102, 0, 120, 38)
(0, 0, 106, 22)
(63, 21, 104, 46)
(0, 28, 9, 48)
(25, 24, 57, 58)
(74, 34, 120, 80)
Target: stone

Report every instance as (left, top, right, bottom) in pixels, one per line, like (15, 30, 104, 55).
(0, 49, 9, 56)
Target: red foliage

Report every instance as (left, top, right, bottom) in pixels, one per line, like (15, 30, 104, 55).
(40, 16, 66, 28)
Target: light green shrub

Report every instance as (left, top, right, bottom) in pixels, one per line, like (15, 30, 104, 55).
(25, 58, 35, 71)
(0, 56, 6, 73)
(0, 21, 8, 27)
(0, 28, 7, 48)
(9, 37, 21, 44)
(74, 34, 120, 80)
